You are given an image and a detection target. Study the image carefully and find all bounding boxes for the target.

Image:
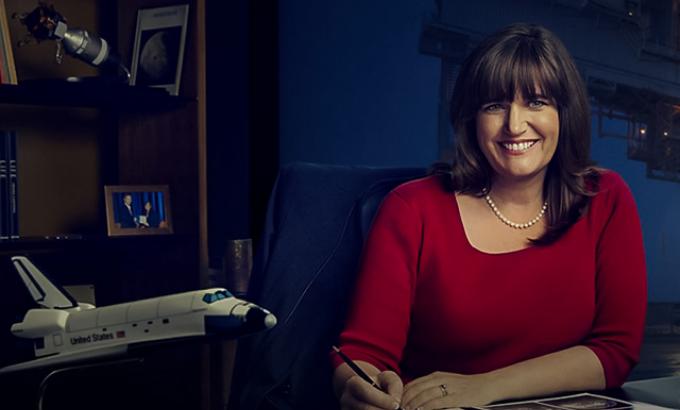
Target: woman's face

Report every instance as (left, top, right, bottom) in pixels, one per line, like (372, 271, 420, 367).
(476, 91, 559, 183)
(145, 202, 152, 211)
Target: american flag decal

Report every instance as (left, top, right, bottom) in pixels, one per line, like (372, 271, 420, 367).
(116, 331, 126, 338)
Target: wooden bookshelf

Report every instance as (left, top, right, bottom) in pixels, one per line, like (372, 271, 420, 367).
(0, 0, 209, 409)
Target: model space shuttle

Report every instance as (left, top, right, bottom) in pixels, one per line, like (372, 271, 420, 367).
(0, 256, 277, 374)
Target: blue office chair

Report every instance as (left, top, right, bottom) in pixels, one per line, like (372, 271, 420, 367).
(229, 162, 427, 410)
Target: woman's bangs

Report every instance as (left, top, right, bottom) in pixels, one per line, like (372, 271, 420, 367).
(474, 54, 516, 105)
(513, 51, 562, 103)
(474, 42, 562, 106)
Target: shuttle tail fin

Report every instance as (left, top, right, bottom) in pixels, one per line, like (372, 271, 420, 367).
(11, 256, 78, 309)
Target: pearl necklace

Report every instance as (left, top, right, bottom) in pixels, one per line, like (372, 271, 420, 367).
(484, 194, 548, 229)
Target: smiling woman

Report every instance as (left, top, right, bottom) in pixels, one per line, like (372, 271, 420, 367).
(332, 23, 647, 410)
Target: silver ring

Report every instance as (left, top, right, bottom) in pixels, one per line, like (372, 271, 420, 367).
(439, 383, 448, 397)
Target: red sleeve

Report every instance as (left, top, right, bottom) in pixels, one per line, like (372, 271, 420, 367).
(584, 173, 647, 388)
(330, 191, 421, 374)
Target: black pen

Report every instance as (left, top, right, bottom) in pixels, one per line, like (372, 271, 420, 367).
(332, 345, 404, 410)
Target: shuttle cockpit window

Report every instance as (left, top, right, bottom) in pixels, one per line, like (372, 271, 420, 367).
(202, 290, 233, 304)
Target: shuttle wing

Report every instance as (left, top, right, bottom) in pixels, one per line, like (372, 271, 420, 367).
(11, 256, 78, 309)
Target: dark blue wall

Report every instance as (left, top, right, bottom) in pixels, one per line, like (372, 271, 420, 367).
(279, 0, 439, 167)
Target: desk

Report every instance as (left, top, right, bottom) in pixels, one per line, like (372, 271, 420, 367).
(622, 376, 680, 409)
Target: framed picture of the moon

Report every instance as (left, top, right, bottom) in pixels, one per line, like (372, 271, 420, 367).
(130, 5, 189, 95)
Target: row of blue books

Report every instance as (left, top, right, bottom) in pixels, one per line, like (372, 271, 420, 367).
(0, 131, 18, 240)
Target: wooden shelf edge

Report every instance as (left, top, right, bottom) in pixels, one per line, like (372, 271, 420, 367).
(0, 81, 195, 110)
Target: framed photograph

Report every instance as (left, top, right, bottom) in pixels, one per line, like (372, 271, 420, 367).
(0, 0, 18, 84)
(104, 185, 173, 236)
(130, 4, 189, 95)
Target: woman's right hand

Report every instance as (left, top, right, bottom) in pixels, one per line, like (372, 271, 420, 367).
(336, 366, 403, 410)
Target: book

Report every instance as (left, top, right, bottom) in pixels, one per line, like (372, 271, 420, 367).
(7, 130, 17, 239)
(0, 131, 7, 240)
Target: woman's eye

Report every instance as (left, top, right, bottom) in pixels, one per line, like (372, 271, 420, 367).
(529, 99, 548, 109)
(482, 103, 504, 112)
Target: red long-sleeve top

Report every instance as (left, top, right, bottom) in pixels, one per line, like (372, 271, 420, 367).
(332, 171, 647, 388)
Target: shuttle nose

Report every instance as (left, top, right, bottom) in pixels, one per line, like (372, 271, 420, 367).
(204, 305, 277, 337)
(264, 313, 277, 329)
(244, 308, 277, 331)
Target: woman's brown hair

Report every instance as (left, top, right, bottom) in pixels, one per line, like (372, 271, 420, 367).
(441, 22, 598, 245)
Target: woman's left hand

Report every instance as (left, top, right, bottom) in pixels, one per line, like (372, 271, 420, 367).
(400, 371, 495, 410)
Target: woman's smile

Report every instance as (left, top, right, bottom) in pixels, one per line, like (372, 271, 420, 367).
(497, 139, 540, 155)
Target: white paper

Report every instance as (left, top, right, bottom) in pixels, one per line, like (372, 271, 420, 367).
(630, 402, 676, 410)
